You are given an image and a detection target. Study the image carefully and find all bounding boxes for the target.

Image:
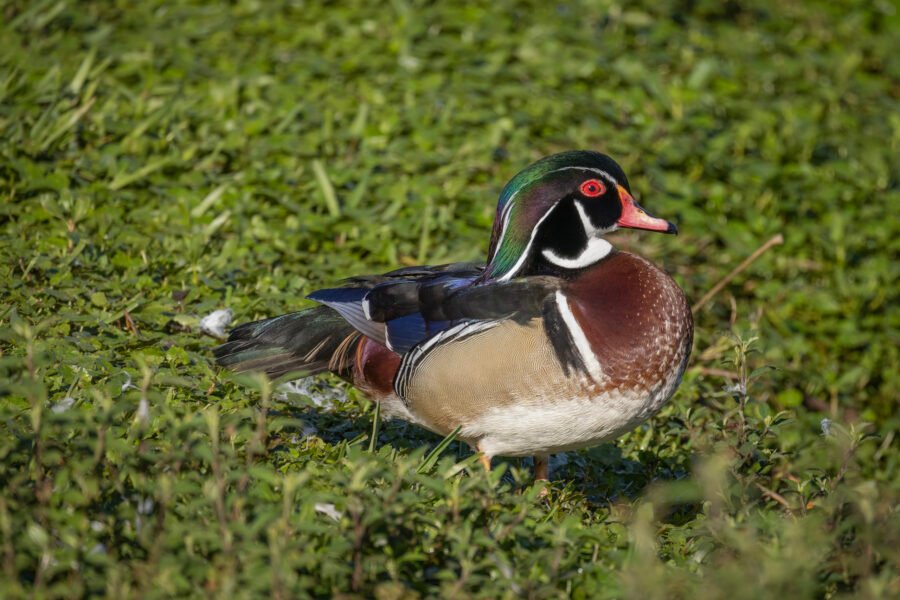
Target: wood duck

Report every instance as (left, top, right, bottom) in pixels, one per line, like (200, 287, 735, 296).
(215, 151, 693, 482)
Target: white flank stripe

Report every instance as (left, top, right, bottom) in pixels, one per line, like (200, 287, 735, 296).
(554, 291, 603, 382)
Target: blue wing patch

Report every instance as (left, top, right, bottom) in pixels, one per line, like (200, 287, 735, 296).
(384, 313, 428, 353)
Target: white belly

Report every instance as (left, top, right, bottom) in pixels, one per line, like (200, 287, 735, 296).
(376, 361, 684, 458)
(459, 370, 683, 458)
(458, 392, 639, 457)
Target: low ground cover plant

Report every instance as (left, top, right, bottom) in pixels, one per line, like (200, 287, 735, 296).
(1, 1, 897, 597)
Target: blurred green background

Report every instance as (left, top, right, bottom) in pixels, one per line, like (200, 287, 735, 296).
(1, 0, 898, 597)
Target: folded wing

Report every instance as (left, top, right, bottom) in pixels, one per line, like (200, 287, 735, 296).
(215, 262, 564, 382)
(307, 263, 560, 353)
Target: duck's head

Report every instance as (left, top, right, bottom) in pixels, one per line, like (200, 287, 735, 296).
(484, 151, 676, 281)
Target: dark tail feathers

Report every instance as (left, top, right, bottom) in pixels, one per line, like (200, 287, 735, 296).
(213, 306, 359, 380)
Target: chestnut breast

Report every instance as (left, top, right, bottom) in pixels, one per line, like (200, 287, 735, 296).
(564, 251, 693, 392)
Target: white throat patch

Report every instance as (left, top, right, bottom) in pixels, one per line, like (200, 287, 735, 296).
(541, 200, 613, 269)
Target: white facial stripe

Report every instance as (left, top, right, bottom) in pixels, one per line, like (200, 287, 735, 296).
(573, 200, 597, 235)
(488, 190, 521, 270)
(499, 197, 516, 222)
(545, 165, 620, 188)
(554, 291, 603, 382)
(576, 199, 618, 235)
(495, 201, 559, 282)
(494, 202, 514, 256)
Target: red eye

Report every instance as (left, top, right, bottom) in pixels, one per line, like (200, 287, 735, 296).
(580, 179, 606, 197)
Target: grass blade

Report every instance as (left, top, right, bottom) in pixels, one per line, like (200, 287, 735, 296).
(312, 159, 341, 217)
(417, 426, 461, 474)
(368, 401, 381, 453)
(108, 157, 171, 191)
(192, 184, 229, 218)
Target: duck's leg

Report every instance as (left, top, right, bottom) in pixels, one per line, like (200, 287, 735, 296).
(534, 454, 550, 482)
(476, 442, 492, 472)
(478, 453, 492, 472)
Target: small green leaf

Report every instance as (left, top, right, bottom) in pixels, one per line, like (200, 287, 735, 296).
(89, 291, 107, 307)
(776, 388, 804, 407)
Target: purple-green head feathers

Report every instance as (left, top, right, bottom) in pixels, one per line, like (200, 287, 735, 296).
(484, 151, 632, 281)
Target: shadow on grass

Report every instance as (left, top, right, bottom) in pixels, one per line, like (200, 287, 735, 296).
(268, 390, 699, 523)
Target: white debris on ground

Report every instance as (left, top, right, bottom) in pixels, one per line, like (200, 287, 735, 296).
(724, 382, 747, 398)
(121, 372, 138, 392)
(276, 380, 347, 441)
(136, 396, 150, 426)
(134, 497, 155, 533)
(51, 397, 76, 413)
(199, 308, 233, 338)
(288, 421, 320, 446)
(276, 378, 347, 409)
(314, 503, 342, 521)
(137, 497, 154, 514)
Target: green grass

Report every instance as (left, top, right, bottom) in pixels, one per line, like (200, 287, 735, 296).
(1, 0, 898, 597)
